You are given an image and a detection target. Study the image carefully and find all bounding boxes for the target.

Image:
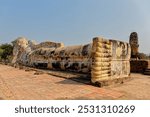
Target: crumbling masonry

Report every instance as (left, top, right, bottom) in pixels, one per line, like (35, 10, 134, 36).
(129, 32, 139, 59)
(12, 37, 131, 85)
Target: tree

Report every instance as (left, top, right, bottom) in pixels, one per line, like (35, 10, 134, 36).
(0, 43, 13, 62)
(0, 48, 4, 59)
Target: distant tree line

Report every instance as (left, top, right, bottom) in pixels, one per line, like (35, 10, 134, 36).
(0, 43, 13, 63)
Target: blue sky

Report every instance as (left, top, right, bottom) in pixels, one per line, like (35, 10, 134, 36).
(0, 0, 150, 54)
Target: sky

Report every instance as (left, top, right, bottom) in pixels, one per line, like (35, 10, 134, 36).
(0, 0, 150, 54)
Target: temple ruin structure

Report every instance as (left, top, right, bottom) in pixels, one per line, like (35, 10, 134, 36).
(129, 32, 150, 73)
(12, 36, 131, 85)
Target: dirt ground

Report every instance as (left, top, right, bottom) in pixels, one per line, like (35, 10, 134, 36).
(0, 64, 150, 100)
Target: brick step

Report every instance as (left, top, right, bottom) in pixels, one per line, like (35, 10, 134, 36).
(144, 69, 150, 75)
(145, 69, 150, 72)
(144, 71, 150, 75)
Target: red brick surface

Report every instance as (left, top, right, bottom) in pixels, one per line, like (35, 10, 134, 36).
(0, 64, 124, 100)
(0, 64, 150, 100)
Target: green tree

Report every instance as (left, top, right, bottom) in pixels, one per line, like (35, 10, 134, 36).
(0, 44, 13, 62)
(0, 48, 4, 59)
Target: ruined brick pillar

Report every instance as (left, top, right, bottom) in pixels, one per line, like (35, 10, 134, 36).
(129, 32, 139, 58)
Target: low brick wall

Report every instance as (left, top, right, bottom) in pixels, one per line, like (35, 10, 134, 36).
(130, 60, 149, 73)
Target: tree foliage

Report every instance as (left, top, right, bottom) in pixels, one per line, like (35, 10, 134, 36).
(0, 43, 13, 61)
